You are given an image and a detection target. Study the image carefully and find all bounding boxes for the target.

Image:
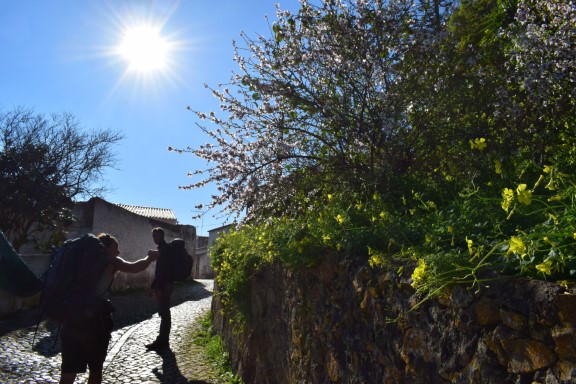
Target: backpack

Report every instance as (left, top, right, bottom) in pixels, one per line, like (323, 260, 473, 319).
(169, 238, 193, 281)
(40, 234, 111, 323)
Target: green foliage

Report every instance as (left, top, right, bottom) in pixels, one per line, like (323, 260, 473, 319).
(0, 106, 123, 251)
(409, 164, 576, 303)
(213, 161, 576, 315)
(193, 311, 243, 384)
(207, 0, 576, 317)
(450, 0, 518, 49)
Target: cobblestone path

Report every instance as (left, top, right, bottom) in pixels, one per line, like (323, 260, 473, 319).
(0, 279, 223, 384)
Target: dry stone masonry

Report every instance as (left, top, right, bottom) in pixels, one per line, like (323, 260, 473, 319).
(213, 259, 576, 383)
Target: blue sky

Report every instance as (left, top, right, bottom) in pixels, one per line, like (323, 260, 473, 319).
(0, 0, 300, 236)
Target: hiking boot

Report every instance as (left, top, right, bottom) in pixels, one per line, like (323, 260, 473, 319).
(145, 341, 169, 351)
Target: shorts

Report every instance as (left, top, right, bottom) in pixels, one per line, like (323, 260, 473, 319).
(60, 314, 113, 374)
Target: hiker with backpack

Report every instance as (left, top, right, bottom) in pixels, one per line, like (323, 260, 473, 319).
(145, 227, 193, 352)
(145, 227, 175, 351)
(56, 233, 157, 384)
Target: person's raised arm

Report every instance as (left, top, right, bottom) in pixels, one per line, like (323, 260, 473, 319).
(113, 250, 158, 274)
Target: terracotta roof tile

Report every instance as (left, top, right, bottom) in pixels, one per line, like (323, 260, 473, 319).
(116, 204, 178, 223)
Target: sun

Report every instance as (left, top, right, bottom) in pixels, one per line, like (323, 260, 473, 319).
(101, 7, 193, 96)
(117, 25, 170, 73)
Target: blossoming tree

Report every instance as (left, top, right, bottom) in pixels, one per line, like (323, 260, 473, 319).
(177, 0, 460, 220)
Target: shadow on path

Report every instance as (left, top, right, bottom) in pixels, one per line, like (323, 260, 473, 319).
(111, 280, 212, 330)
(152, 348, 211, 384)
(0, 280, 212, 358)
(0, 303, 45, 337)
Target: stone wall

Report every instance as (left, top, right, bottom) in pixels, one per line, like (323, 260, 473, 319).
(212, 259, 576, 383)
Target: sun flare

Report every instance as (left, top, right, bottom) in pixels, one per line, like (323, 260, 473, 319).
(117, 25, 170, 73)
(102, 7, 192, 96)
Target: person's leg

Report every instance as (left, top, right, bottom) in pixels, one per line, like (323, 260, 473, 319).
(87, 314, 112, 384)
(59, 373, 76, 384)
(87, 369, 103, 384)
(156, 282, 174, 344)
(60, 325, 87, 384)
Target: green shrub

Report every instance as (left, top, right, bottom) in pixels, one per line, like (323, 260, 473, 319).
(212, 160, 576, 316)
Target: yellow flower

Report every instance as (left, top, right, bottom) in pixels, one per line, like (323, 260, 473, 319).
(322, 234, 331, 243)
(548, 213, 558, 224)
(516, 184, 532, 205)
(425, 235, 432, 243)
(402, 196, 407, 205)
(545, 179, 555, 191)
(501, 188, 514, 212)
(466, 236, 473, 255)
(507, 236, 526, 257)
(543, 165, 553, 173)
(367, 246, 385, 268)
(573, 232, 576, 240)
(447, 226, 454, 234)
(336, 214, 344, 224)
(469, 138, 487, 151)
(494, 160, 502, 174)
(535, 259, 553, 275)
(327, 194, 333, 200)
(409, 208, 416, 215)
(379, 211, 387, 219)
(411, 259, 427, 287)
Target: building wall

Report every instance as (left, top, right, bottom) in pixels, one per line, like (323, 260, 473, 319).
(0, 197, 206, 316)
(207, 224, 234, 247)
(74, 198, 197, 291)
(199, 226, 235, 279)
(196, 235, 214, 278)
(89, 198, 159, 291)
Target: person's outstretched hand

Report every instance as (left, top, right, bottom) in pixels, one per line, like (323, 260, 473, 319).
(147, 249, 159, 261)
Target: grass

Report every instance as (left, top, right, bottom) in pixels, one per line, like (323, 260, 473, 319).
(193, 310, 243, 384)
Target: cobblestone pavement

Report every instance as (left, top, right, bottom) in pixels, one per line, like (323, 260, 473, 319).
(0, 279, 224, 384)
